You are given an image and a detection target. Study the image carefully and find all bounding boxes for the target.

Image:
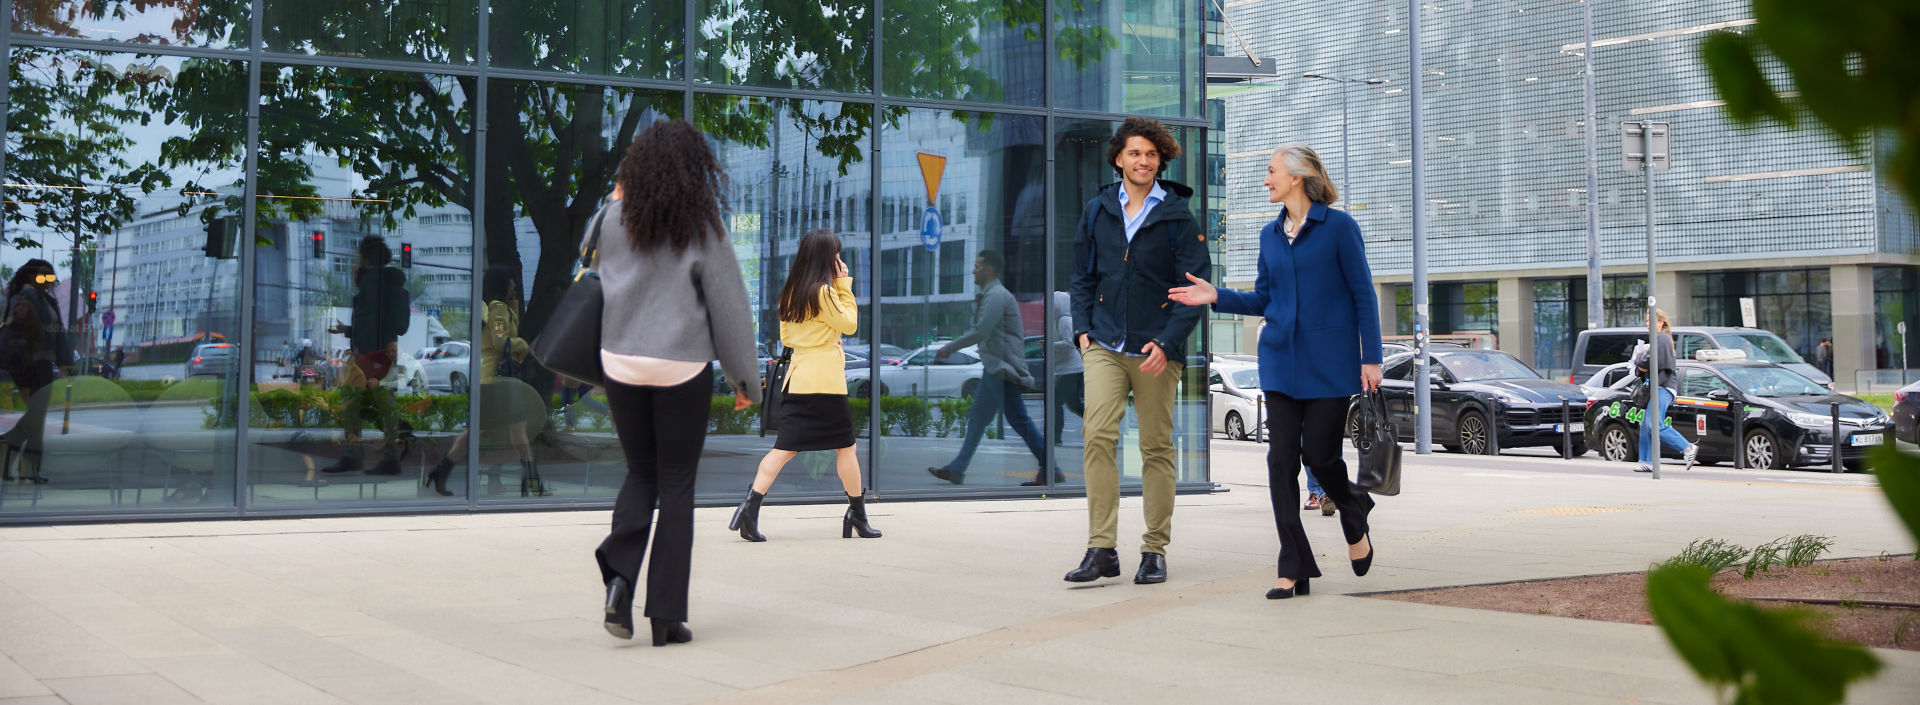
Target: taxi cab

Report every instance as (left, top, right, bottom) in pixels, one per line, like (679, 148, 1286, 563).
(1583, 350, 1890, 470)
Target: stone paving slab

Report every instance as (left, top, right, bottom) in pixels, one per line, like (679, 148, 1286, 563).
(1, 442, 1916, 704)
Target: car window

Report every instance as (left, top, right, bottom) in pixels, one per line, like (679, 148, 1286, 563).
(1713, 332, 1808, 365)
(1384, 358, 1414, 381)
(1231, 369, 1260, 389)
(1024, 338, 1045, 358)
(1719, 365, 1826, 397)
(1581, 333, 1639, 366)
(1677, 334, 1713, 361)
(1602, 366, 1629, 387)
(906, 351, 934, 366)
(1437, 351, 1541, 382)
(944, 351, 978, 365)
(1208, 372, 1223, 388)
(1680, 369, 1733, 397)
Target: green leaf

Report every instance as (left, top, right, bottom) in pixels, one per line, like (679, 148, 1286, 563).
(1699, 33, 1791, 126)
(1869, 446, 1920, 550)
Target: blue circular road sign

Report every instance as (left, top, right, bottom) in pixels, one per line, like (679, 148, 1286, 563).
(920, 206, 942, 252)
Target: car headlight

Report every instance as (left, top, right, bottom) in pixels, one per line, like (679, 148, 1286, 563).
(1489, 389, 1529, 404)
(1784, 411, 1831, 428)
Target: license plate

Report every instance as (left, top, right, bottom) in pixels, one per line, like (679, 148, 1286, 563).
(1850, 433, 1882, 447)
(1554, 423, 1584, 433)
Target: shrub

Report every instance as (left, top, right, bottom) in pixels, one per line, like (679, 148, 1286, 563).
(1782, 534, 1834, 569)
(711, 397, 758, 435)
(1656, 538, 1748, 574)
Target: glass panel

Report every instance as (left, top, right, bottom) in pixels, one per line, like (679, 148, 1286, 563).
(4, 48, 246, 513)
(883, 0, 1043, 105)
(872, 107, 1047, 489)
(693, 0, 872, 93)
(246, 65, 471, 506)
(11, 0, 248, 49)
(1052, 0, 1203, 118)
(483, 80, 682, 502)
(262, 0, 478, 64)
(490, 0, 682, 79)
(698, 94, 873, 496)
(1051, 116, 1208, 487)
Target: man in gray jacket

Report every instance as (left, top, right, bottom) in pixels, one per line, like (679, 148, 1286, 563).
(928, 250, 1046, 485)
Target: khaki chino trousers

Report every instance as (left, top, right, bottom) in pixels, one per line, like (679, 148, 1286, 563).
(1080, 347, 1181, 554)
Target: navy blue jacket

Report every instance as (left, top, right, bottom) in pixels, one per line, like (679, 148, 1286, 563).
(1069, 180, 1211, 363)
(1213, 202, 1382, 399)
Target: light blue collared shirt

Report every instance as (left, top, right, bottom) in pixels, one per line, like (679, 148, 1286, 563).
(1101, 181, 1168, 356)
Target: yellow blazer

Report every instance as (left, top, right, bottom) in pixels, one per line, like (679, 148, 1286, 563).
(779, 277, 857, 395)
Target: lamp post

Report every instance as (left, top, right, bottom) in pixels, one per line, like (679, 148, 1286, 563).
(1302, 73, 1387, 209)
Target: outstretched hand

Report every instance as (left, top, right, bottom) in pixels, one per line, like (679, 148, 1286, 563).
(734, 390, 753, 411)
(1166, 272, 1216, 307)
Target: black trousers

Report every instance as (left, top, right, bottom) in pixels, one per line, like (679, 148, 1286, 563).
(1266, 391, 1375, 580)
(595, 366, 713, 623)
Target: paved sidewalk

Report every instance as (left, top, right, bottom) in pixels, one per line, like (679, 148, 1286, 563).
(2, 442, 1917, 705)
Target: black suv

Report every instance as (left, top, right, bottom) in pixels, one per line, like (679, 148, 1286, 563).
(1584, 360, 1887, 470)
(1351, 349, 1588, 456)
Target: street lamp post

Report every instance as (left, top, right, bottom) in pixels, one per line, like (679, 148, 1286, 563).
(1302, 73, 1387, 209)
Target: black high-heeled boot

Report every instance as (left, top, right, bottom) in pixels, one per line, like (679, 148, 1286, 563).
(843, 493, 881, 539)
(603, 576, 634, 639)
(519, 459, 550, 497)
(650, 618, 692, 647)
(729, 490, 767, 542)
(423, 458, 455, 496)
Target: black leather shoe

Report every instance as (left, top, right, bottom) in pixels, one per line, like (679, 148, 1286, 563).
(603, 577, 633, 639)
(318, 456, 361, 474)
(650, 618, 692, 647)
(1351, 534, 1374, 577)
(1134, 553, 1167, 584)
(1063, 548, 1121, 582)
(1266, 578, 1310, 599)
(927, 466, 963, 485)
(1019, 470, 1068, 487)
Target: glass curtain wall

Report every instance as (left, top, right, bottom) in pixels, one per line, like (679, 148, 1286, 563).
(2, 0, 1208, 521)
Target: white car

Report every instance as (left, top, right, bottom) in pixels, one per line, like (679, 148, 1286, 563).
(1209, 363, 1264, 440)
(382, 348, 429, 396)
(844, 343, 985, 398)
(421, 340, 473, 394)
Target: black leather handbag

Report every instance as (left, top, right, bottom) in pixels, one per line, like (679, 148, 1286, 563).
(758, 348, 793, 437)
(530, 205, 611, 389)
(1355, 390, 1402, 496)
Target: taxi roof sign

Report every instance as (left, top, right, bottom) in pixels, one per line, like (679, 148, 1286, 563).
(1694, 348, 1747, 362)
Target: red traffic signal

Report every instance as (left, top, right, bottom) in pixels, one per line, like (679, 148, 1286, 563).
(400, 242, 413, 268)
(310, 231, 325, 258)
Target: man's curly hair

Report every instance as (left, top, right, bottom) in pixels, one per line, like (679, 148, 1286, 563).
(617, 120, 730, 252)
(1105, 117, 1181, 178)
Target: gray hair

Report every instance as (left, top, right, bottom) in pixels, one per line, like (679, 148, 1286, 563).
(1275, 143, 1339, 205)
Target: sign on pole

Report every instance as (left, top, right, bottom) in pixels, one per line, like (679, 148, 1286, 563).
(1621, 122, 1670, 172)
(1739, 297, 1757, 328)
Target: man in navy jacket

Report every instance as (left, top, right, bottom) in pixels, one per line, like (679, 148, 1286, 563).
(1064, 117, 1211, 586)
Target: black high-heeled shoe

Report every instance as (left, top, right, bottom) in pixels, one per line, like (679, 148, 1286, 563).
(1266, 578, 1310, 599)
(1351, 534, 1374, 577)
(423, 459, 454, 497)
(729, 489, 767, 542)
(842, 493, 881, 538)
(603, 577, 633, 640)
(650, 618, 692, 647)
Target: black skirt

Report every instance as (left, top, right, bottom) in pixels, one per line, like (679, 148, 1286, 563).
(774, 393, 856, 451)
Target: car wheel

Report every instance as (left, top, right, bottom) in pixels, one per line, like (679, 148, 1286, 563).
(1743, 428, 1784, 470)
(1226, 412, 1246, 441)
(853, 381, 872, 399)
(960, 379, 978, 399)
(1601, 423, 1636, 463)
(450, 371, 468, 396)
(1346, 404, 1365, 449)
(1457, 410, 1491, 455)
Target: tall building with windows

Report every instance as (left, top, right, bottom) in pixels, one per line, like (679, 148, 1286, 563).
(1218, 0, 1916, 389)
(1, 1, 1210, 522)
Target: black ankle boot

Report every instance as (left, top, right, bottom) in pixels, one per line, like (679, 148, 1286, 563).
(603, 576, 633, 639)
(423, 458, 454, 496)
(729, 490, 767, 542)
(520, 459, 550, 497)
(649, 618, 692, 647)
(843, 493, 882, 539)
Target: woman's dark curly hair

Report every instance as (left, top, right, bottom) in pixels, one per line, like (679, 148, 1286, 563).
(617, 120, 730, 252)
(1105, 116, 1182, 178)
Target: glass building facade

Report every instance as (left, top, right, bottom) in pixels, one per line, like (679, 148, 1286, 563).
(0, 0, 1211, 521)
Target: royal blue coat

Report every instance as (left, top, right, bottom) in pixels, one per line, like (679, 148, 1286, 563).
(1213, 202, 1383, 399)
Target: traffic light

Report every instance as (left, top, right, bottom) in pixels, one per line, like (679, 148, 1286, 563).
(400, 242, 412, 268)
(311, 231, 325, 258)
(85, 290, 97, 314)
(202, 216, 237, 259)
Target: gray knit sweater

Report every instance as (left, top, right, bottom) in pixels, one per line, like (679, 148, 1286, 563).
(592, 202, 763, 402)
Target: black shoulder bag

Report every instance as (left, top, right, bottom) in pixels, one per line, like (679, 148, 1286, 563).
(1354, 390, 1403, 496)
(529, 205, 611, 389)
(758, 348, 793, 437)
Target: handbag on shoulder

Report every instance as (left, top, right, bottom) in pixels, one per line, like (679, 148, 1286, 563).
(529, 205, 612, 388)
(758, 348, 793, 437)
(1355, 390, 1402, 496)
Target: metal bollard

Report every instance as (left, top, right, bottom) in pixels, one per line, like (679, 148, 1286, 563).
(1831, 402, 1843, 474)
(1561, 400, 1572, 460)
(1487, 406, 1500, 456)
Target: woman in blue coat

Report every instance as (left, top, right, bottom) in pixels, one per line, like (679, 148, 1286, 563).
(1169, 144, 1383, 599)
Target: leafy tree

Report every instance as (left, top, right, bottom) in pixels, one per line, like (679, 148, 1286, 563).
(1701, 1, 1920, 207)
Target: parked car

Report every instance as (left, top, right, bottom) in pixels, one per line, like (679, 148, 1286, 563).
(1584, 359, 1889, 470)
(843, 343, 909, 366)
(1895, 379, 1920, 444)
(1353, 349, 1589, 456)
(1571, 326, 1831, 389)
(844, 343, 984, 398)
(1208, 362, 1263, 440)
(184, 343, 238, 377)
(383, 348, 429, 396)
(421, 340, 472, 393)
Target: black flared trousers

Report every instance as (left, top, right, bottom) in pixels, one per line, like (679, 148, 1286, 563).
(594, 366, 713, 623)
(1265, 391, 1375, 580)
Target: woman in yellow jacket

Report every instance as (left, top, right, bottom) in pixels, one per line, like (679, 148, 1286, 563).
(729, 229, 881, 541)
